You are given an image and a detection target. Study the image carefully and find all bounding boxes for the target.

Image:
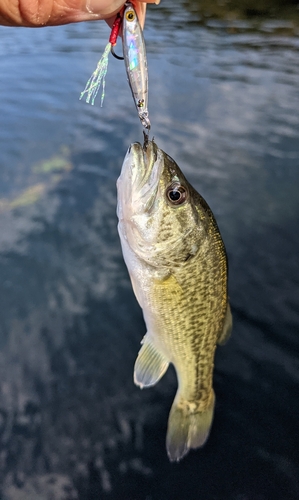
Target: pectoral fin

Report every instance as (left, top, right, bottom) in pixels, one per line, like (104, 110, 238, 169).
(218, 302, 233, 346)
(134, 334, 169, 389)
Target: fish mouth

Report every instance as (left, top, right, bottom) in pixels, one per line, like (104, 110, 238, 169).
(121, 138, 161, 211)
(117, 138, 164, 226)
(129, 138, 158, 188)
(118, 140, 159, 212)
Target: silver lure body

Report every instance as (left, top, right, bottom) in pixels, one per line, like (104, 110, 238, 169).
(122, 3, 150, 131)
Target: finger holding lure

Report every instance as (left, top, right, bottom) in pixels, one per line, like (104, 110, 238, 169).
(80, 1, 151, 132)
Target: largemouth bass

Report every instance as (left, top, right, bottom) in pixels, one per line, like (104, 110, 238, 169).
(117, 139, 232, 462)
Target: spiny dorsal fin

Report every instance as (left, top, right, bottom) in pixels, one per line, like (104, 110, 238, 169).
(134, 334, 169, 389)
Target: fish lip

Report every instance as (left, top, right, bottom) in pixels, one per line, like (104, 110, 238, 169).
(117, 139, 162, 224)
(142, 135, 157, 162)
(138, 141, 163, 214)
(130, 139, 158, 190)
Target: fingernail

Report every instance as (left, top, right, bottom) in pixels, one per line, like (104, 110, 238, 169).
(85, 0, 99, 15)
(86, 0, 120, 16)
(155, 0, 161, 4)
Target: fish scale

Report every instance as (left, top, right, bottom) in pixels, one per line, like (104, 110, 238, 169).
(147, 264, 224, 398)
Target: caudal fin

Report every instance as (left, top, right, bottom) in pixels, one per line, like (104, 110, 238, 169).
(166, 390, 215, 462)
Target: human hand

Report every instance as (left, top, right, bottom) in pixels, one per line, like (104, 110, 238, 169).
(0, 0, 159, 28)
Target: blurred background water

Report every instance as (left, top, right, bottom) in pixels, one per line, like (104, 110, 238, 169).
(0, 0, 299, 498)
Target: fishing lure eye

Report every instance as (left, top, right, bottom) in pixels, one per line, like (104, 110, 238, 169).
(166, 184, 188, 206)
(125, 10, 136, 22)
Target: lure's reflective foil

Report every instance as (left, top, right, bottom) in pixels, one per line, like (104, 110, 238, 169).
(122, 3, 150, 130)
(117, 140, 232, 462)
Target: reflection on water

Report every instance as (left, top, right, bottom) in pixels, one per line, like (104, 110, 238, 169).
(0, 0, 299, 498)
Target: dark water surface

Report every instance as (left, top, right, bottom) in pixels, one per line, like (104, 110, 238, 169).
(0, 1, 299, 498)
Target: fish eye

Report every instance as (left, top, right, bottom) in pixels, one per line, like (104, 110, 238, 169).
(166, 183, 188, 206)
(125, 10, 135, 21)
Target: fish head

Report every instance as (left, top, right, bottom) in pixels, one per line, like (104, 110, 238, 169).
(117, 140, 207, 267)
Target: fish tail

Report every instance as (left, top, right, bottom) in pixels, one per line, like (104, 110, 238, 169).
(166, 390, 215, 462)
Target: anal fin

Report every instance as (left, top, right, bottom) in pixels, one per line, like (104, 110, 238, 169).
(134, 334, 169, 389)
(218, 302, 233, 346)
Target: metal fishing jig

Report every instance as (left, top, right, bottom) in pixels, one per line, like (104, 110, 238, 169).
(80, 2, 151, 132)
(122, 2, 151, 131)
